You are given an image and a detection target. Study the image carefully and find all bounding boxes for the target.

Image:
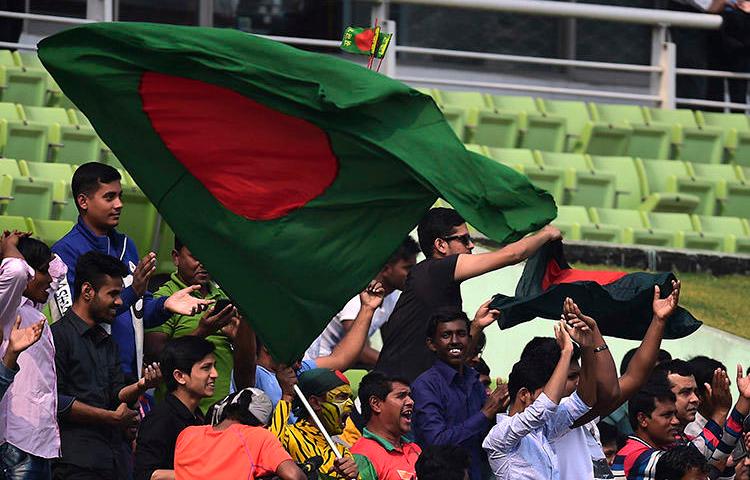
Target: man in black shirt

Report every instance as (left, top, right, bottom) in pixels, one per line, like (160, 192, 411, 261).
(52, 251, 163, 480)
(134, 336, 218, 480)
(376, 207, 561, 383)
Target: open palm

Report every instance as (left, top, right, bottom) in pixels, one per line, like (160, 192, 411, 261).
(653, 280, 680, 321)
(737, 364, 750, 399)
(7, 317, 44, 354)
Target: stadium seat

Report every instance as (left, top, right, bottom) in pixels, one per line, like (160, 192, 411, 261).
(537, 152, 616, 208)
(0, 158, 55, 219)
(636, 159, 703, 215)
(692, 215, 750, 254)
(14, 51, 62, 107)
(695, 111, 750, 167)
(588, 102, 671, 159)
(488, 95, 566, 152)
(645, 108, 724, 164)
(689, 163, 750, 219)
(18, 161, 76, 221)
(23, 106, 102, 164)
(553, 205, 623, 243)
(464, 144, 488, 155)
(0, 50, 48, 107)
(485, 148, 565, 203)
(536, 98, 590, 152)
(432, 90, 489, 141)
(0, 214, 30, 233)
(638, 159, 714, 215)
(587, 155, 643, 210)
(433, 91, 522, 148)
(29, 218, 74, 247)
(590, 208, 673, 247)
(0, 102, 49, 162)
(344, 369, 369, 398)
(647, 211, 723, 251)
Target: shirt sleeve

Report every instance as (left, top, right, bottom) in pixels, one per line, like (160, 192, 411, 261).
(255, 427, 294, 476)
(0, 258, 34, 327)
(269, 399, 292, 444)
(425, 255, 459, 285)
(546, 392, 592, 441)
(338, 296, 362, 322)
(482, 393, 557, 453)
(353, 453, 379, 480)
(696, 407, 746, 468)
(627, 448, 664, 480)
(133, 411, 174, 480)
(141, 293, 170, 329)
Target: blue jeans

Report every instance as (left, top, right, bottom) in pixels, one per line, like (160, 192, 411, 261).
(0, 442, 51, 480)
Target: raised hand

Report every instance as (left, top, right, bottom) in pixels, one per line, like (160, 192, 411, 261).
(359, 280, 385, 310)
(220, 314, 241, 341)
(0, 230, 31, 259)
(703, 368, 732, 418)
(164, 285, 212, 315)
(1, 316, 45, 370)
(131, 252, 156, 297)
(138, 362, 163, 390)
(562, 297, 598, 347)
(737, 364, 750, 400)
(481, 381, 510, 418)
(194, 304, 235, 337)
(473, 299, 501, 330)
(653, 280, 680, 321)
(541, 225, 562, 241)
(276, 365, 298, 403)
(554, 319, 574, 354)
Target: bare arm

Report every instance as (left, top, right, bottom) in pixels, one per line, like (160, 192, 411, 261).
(454, 226, 560, 282)
(546, 321, 575, 404)
(562, 314, 597, 408)
(230, 320, 255, 389)
(277, 460, 307, 480)
(341, 320, 380, 367)
(149, 471, 175, 480)
(118, 363, 162, 405)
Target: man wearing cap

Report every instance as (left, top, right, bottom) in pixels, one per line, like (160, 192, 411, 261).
(272, 367, 377, 480)
(175, 387, 306, 480)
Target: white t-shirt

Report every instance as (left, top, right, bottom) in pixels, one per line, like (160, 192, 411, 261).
(551, 397, 611, 480)
(304, 290, 400, 360)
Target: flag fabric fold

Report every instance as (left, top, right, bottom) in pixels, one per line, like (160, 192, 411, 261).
(38, 22, 556, 361)
(490, 240, 701, 340)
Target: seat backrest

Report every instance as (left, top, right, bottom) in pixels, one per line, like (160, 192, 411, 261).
(555, 205, 591, 225)
(589, 155, 643, 209)
(0, 216, 29, 232)
(16, 52, 44, 70)
(0, 158, 23, 178)
(696, 215, 747, 237)
(464, 144, 487, 155)
(699, 112, 750, 132)
(538, 99, 590, 136)
(592, 102, 645, 124)
(486, 148, 538, 168)
(594, 208, 644, 228)
(22, 161, 73, 182)
(70, 109, 92, 127)
(0, 102, 22, 122)
(690, 163, 741, 183)
(489, 95, 539, 113)
(436, 90, 487, 109)
(647, 108, 698, 128)
(0, 50, 16, 68)
(538, 151, 589, 171)
(648, 212, 695, 231)
(24, 106, 71, 125)
(640, 159, 690, 192)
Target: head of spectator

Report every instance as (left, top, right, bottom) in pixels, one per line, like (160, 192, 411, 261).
(72, 251, 127, 325)
(628, 377, 680, 449)
(507, 354, 553, 413)
(520, 336, 582, 397)
(72, 162, 123, 235)
(17, 236, 53, 304)
(657, 359, 700, 426)
(417, 207, 473, 259)
(161, 336, 217, 408)
(295, 368, 353, 435)
(426, 308, 471, 371)
(377, 236, 420, 294)
(209, 388, 273, 427)
(654, 444, 708, 480)
(415, 445, 471, 480)
(475, 358, 492, 396)
(172, 236, 212, 292)
(598, 421, 620, 466)
(620, 347, 672, 376)
(687, 355, 728, 417)
(466, 329, 486, 369)
(358, 371, 414, 438)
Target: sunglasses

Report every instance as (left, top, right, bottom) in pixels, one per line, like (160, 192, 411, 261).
(442, 233, 473, 247)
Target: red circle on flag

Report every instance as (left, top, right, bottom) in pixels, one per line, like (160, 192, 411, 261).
(139, 71, 338, 221)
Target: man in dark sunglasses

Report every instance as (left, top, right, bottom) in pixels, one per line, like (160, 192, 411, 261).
(377, 207, 561, 384)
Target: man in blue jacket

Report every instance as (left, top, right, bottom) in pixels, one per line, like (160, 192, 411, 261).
(53, 162, 210, 378)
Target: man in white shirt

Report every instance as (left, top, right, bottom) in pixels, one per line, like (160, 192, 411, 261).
(304, 236, 418, 368)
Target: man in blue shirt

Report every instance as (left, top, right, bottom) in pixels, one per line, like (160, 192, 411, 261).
(411, 307, 509, 480)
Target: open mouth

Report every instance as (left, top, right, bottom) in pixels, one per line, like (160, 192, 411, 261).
(448, 347, 463, 357)
(401, 408, 413, 423)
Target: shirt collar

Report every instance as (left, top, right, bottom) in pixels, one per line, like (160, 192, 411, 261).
(169, 272, 223, 299)
(432, 358, 477, 385)
(362, 428, 411, 452)
(166, 393, 204, 422)
(66, 309, 108, 341)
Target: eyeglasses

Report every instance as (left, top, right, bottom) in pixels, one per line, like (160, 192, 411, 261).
(442, 233, 473, 247)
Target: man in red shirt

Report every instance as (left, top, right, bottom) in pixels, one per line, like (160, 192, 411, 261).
(351, 371, 421, 480)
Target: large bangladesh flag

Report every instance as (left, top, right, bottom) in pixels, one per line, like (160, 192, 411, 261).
(38, 23, 556, 362)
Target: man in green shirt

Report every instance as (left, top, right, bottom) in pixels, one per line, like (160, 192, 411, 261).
(145, 237, 254, 411)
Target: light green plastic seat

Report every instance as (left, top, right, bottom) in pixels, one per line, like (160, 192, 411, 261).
(0, 158, 55, 219)
(0, 215, 30, 233)
(637, 159, 714, 215)
(645, 108, 725, 164)
(690, 163, 750, 219)
(18, 160, 76, 221)
(552, 205, 588, 240)
(591, 208, 673, 247)
(23, 106, 102, 164)
(695, 111, 750, 167)
(489, 95, 566, 152)
(14, 51, 62, 107)
(692, 215, 750, 254)
(29, 218, 74, 247)
(485, 148, 565, 204)
(344, 369, 369, 399)
(647, 211, 723, 251)
(537, 152, 616, 208)
(589, 102, 671, 159)
(0, 102, 49, 162)
(433, 91, 519, 147)
(464, 144, 488, 155)
(588, 155, 643, 210)
(69, 109, 92, 127)
(0, 50, 48, 107)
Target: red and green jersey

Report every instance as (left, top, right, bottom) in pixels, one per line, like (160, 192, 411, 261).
(351, 428, 421, 480)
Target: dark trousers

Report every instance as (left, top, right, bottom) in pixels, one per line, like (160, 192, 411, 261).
(52, 464, 116, 480)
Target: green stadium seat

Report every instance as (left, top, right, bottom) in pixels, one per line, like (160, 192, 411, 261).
(29, 218, 74, 247)
(692, 215, 750, 254)
(464, 144, 488, 155)
(645, 108, 725, 164)
(536, 98, 589, 151)
(637, 159, 714, 215)
(0, 102, 49, 162)
(0, 50, 48, 107)
(0, 158, 55, 219)
(647, 211, 723, 251)
(695, 111, 750, 167)
(485, 148, 565, 203)
(472, 109, 520, 148)
(23, 106, 102, 164)
(344, 369, 369, 399)
(0, 215, 30, 233)
(18, 160, 76, 221)
(488, 95, 566, 152)
(588, 102, 671, 159)
(14, 51, 62, 107)
(590, 208, 673, 247)
(552, 205, 623, 243)
(588, 155, 643, 210)
(69, 109, 92, 127)
(537, 152, 616, 208)
(689, 163, 750, 219)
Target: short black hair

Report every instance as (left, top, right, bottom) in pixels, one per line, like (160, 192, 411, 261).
(687, 356, 727, 399)
(508, 356, 552, 402)
(520, 336, 582, 366)
(417, 207, 465, 258)
(658, 359, 695, 380)
(358, 371, 411, 423)
(426, 308, 470, 339)
(621, 348, 672, 376)
(174, 236, 184, 252)
(160, 336, 215, 393)
(597, 420, 618, 446)
(654, 445, 708, 480)
(71, 162, 121, 211)
(475, 358, 490, 377)
(73, 251, 128, 299)
(415, 445, 470, 480)
(386, 236, 420, 265)
(17, 237, 52, 272)
(628, 375, 676, 431)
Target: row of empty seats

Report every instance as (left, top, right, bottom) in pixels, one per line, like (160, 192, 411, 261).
(423, 88, 750, 166)
(0, 49, 67, 108)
